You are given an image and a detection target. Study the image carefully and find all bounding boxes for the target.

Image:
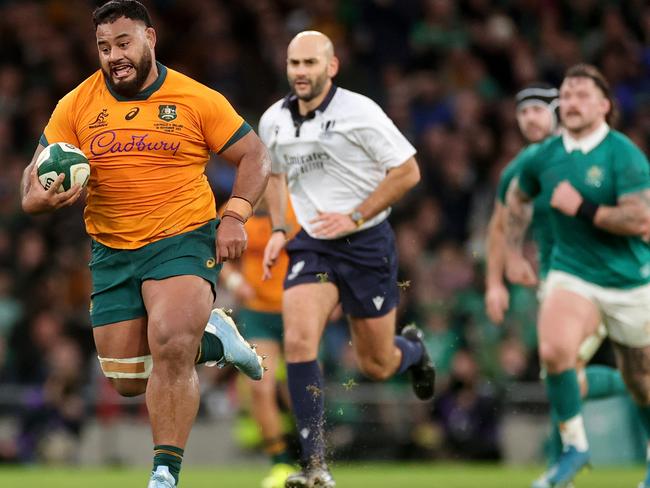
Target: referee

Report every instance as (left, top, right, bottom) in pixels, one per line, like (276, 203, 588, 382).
(260, 31, 436, 487)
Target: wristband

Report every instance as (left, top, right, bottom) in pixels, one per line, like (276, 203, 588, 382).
(222, 209, 246, 224)
(576, 198, 599, 223)
(272, 227, 287, 235)
(231, 195, 253, 208)
(225, 271, 244, 291)
(225, 196, 253, 221)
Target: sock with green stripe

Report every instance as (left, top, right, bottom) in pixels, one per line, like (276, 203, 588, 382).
(584, 365, 627, 400)
(195, 332, 224, 365)
(264, 436, 293, 465)
(153, 444, 184, 485)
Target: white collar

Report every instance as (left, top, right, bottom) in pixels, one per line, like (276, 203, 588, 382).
(562, 122, 609, 154)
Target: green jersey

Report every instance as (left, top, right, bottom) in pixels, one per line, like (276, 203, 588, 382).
(517, 128, 650, 288)
(497, 145, 555, 279)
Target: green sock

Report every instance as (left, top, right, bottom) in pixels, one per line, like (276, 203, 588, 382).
(153, 445, 184, 485)
(546, 369, 582, 421)
(195, 332, 224, 364)
(265, 436, 293, 465)
(546, 408, 563, 465)
(636, 405, 650, 440)
(584, 365, 627, 400)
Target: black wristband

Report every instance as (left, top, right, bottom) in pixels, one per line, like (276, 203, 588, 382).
(576, 198, 599, 222)
(271, 227, 287, 235)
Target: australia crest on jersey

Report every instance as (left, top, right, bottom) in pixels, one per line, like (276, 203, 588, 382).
(158, 104, 177, 122)
(585, 165, 604, 188)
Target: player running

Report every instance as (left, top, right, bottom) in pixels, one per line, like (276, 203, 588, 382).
(505, 64, 650, 488)
(260, 31, 435, 487)
(220, 201, 299, 488)
(20, 2, 268, 486)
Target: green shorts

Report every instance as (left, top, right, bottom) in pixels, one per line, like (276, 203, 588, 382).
(237, 308, 284, 343)
(89, 220, 220, 327)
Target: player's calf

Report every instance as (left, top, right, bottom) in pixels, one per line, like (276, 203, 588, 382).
(356, 353, 395, 381)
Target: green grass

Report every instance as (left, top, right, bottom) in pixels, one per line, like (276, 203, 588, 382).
(0, 463, 644, 487)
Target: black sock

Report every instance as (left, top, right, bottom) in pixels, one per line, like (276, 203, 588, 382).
(153, 444, 184, 485)
(394, 336, 424, 374)
(195, 331, 224, 364)
(287, 360, 325, 465)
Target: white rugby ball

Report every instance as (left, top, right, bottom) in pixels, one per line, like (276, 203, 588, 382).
(36, 142, 90, 193)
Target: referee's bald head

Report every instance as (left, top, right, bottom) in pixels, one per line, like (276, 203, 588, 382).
(288, 31, 335, 61)
(287, 30, 339, 105)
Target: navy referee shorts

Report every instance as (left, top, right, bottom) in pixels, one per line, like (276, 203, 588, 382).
(283, 220, 399, 318)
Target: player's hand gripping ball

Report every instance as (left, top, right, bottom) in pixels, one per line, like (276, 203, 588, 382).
(36, 142, 90, 193)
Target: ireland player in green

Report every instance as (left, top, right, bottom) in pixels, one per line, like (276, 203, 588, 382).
(488, 84, 629, 480)
(487, 83, 559, 322)
(505, 64, 650, 488)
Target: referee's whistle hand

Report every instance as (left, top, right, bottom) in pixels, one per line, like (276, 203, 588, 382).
(310, 212, 356, 238)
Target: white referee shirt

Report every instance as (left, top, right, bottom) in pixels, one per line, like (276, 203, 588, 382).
(259, 85, 416, 238)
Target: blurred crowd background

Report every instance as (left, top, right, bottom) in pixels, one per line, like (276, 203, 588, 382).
(0, 0, 648, 465)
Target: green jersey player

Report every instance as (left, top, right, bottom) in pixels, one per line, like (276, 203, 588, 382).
(505, 64, 650, 488)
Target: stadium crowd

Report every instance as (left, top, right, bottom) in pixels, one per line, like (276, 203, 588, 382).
(0, 0, 648, 464)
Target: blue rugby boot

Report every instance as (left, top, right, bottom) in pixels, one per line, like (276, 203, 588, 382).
(531, 446, 589, 488)
(147, 466, 176, 488)
(206, 308, 264, 380)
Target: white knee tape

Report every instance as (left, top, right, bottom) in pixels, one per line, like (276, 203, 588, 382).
(98, 355, 153, 379)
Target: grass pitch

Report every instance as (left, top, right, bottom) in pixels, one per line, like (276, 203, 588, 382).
(0, 463, 644, 487)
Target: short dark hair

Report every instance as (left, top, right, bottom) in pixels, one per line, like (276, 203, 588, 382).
(92, 0, 153, 29)
(563, 63, 618, 126)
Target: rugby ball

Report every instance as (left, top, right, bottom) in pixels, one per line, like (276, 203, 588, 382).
(36, 142, 90, 193)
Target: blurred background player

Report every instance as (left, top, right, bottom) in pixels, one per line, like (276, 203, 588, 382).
(485, 82, 560, 325)
(20, 1, 268, 487)
(220, 200, 299, 488)
(505, 64, 650, 488)
(486, 83, 629, 470)
(261, 31, 435, 487)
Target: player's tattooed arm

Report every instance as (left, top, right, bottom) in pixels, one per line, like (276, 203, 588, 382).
(485, 200, 510, 324)
(504, 178, 533, 251)
(503, 179, 537, 287)
(594, 188, 650, 238)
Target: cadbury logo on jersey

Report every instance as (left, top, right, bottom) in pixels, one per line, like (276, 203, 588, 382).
(90, 130, 180, 156)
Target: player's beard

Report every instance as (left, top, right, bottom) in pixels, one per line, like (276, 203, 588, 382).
(291, 70, 329, 102)
(563, 111, 591, 135)
(103, 48, 153, 98)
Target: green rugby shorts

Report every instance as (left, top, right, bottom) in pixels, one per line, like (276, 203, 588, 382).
(89, 220, 220, 327)
(237, 307, 284, 343)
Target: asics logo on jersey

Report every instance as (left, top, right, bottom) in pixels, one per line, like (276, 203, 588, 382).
(287, 260, 305, 280)
(125, 107, 140, 120)
(90, 130, 181, 156)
